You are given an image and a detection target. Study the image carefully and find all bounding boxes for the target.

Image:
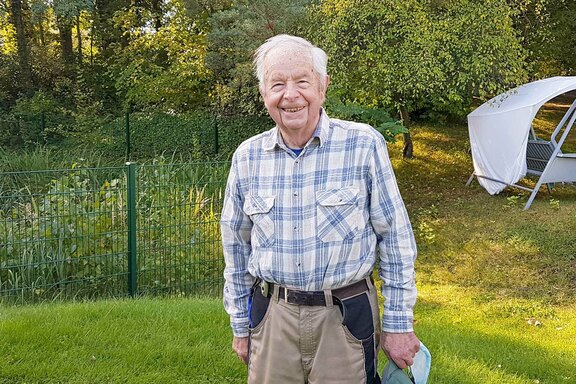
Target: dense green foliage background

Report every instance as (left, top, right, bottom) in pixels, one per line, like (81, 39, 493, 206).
(1, 0, 575, 158)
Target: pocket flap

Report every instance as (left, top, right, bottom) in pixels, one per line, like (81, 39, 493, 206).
(317, 188, 359, 206)
(243, 195, 275, 215)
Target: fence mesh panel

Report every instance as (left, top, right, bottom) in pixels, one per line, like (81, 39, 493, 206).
(135, 162, 227, 297)
(0, 162, 229, 304)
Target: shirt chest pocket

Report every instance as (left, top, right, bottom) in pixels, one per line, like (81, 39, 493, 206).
(316, 188, 361, 243)
(243, 195, 275, 248)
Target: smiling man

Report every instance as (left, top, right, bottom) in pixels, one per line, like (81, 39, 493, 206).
(221, 34, 420, 383)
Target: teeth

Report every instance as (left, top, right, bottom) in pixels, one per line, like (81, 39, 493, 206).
(284, 107, 304, 112)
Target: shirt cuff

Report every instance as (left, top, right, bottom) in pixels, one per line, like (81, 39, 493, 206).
(382, 310, 414, 333)
(231, 318, 250, 338)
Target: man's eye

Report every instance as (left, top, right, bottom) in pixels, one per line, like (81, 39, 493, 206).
(271, 83, 284, 90)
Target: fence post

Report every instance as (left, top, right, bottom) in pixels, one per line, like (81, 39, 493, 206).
(125, 111, 131, 161)
(126, 162, 138, 297)
(213, 115, 219, 155)
(40, 112, 46, 133)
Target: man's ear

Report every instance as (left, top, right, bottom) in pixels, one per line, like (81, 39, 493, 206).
(320, 75, 331, 96)
(320, 75, 331, 103)
(259, 86, 267, 99)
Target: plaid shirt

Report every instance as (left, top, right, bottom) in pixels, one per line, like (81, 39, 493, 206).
(221, 110, 417, 337)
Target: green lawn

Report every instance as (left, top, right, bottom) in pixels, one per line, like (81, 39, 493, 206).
(0, 298, 246, 384)
(1, 294, 574, 383)
(2, 111, 576, 383)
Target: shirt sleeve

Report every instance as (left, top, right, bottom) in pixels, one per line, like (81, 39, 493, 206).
(220, 153, 256, 338)
(368, 134, 418, 333)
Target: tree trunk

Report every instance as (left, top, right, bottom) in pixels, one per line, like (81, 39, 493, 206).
(37, 12, 46, 46)
(9, 0, 33, 94)
(76, 13, 83, 63)
(151, 0, 163, 31)
(56, 15, 74, 64)
(399, 105, 414, 159)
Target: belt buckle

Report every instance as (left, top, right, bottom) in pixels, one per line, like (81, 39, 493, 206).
(260, 281, 269, 297)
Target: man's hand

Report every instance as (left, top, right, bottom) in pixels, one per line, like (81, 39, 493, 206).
(232, 336, 250, 365)
(380, 331, 420, 369)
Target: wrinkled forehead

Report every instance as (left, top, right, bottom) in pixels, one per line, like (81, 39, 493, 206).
(263, 46, 314, 75)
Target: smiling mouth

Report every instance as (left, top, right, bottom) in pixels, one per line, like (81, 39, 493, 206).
(282, 106, 305, 113)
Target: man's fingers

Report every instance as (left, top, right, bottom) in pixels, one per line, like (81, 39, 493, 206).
(233, 346, 249, 365)
(232, 336, 250, 365)
(237, 352, 248, 365)
(392, 356, 413, 369)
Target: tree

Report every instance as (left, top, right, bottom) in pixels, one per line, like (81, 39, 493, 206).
(508, 0, 576, 76)
(314, 0, 527, 157)
(8, 0, 33, 94)
(541, 0, 576, 75)
(53, 0, 93, 64)
(110, 0, 213, 111)
(206, 0, 311, 116)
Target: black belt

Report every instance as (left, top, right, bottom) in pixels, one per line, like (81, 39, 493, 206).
(261, 278, 369, 306)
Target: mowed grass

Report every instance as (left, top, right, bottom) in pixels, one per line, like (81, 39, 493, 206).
(1, 293, 574, 383)
(2, 103, 576, 383)
(0, 298, 246, 384)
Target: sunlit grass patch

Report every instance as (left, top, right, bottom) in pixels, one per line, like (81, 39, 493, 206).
(384, 118, 576, 306)
(0, 298, 246, 383)
(415, 284, 576, 383)
(2, 295, 575, 383)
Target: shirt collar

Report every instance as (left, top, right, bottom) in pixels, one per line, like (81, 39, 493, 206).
(262, 108, 329, 151)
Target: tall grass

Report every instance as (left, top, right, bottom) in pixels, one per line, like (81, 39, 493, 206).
(0, 159, 229, 303)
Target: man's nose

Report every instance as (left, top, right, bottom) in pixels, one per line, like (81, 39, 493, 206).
(283, 82, 298, 99)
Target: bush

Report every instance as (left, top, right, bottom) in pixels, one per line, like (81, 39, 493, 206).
(92, 111, 272, 161)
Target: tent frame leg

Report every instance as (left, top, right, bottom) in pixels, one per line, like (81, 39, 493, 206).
(465, 173, 475, 187)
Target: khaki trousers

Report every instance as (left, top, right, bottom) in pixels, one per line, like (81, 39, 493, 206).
(248, 278, 381, 384)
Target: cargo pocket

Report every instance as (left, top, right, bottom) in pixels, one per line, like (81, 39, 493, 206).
(336, 292, 374, 341)
(249, 287, 272, 331)
(243, 195, 275, 248)
(335, 292, 379, 381)
(316, 188, 360, 242)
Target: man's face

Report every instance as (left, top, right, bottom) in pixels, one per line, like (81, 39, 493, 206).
(260, 52, 328, 139)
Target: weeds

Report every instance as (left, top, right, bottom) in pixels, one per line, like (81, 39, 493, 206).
(1, 160, 228, 303)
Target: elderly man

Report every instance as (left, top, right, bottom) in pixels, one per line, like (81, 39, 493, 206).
(221, 34, 420, 383)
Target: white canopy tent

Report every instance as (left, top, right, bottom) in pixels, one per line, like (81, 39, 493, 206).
(467, 76, 576, 209)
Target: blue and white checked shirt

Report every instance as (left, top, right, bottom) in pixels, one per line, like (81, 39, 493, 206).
(221, 110, 417, 337)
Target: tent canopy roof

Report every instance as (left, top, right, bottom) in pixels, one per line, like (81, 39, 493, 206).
(469, 76, 576, 117)
(467, 76, 576, 195)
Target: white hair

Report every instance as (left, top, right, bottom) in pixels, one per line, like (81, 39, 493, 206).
(253, 34, 328, 91)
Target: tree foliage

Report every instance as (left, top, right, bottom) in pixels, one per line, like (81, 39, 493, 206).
(312, 0, 528, 156)
(0, 0, 573, 152)
(510, 0, 576, 76)
(206, 0, 312, 116)
(110, 0, 212, 111)
(315, 0, 527, 119)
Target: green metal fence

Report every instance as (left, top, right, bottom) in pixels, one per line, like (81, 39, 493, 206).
(0, 161, 230, 304)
